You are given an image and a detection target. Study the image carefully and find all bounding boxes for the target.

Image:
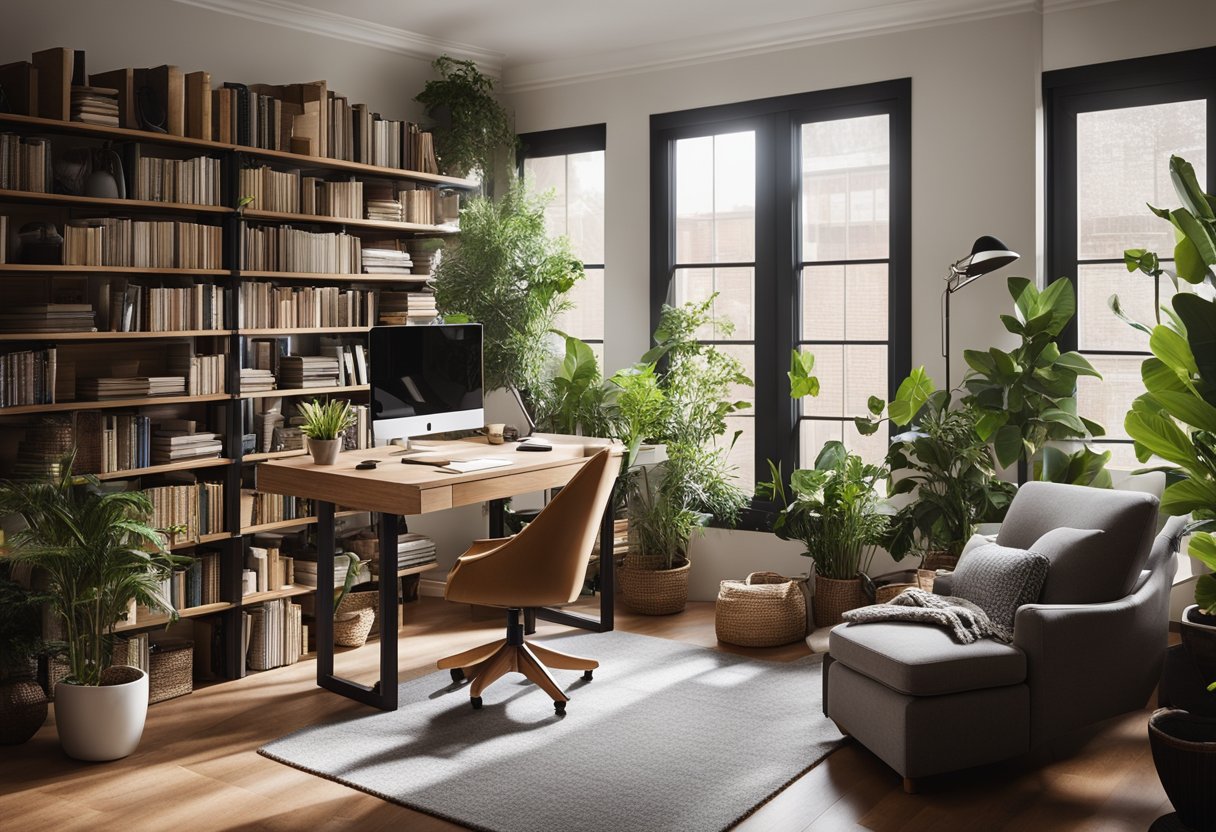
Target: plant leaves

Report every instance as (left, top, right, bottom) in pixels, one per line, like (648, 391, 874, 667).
(1196, 573, 1216, 616)
(994, 423, 1024, 468)
(1171, 155, 1216, 220)
(1125, 408, 1199, 470)
(1174, 293, 1216, 387)
(1150, 325, 1199, 378)
(1190, 532, 1216, 572)
(1163, 478, 1216, 517)
(1107, 294, 1155, 336)
(888, 366, 933, 426)
(1055, 351, 1102, 378)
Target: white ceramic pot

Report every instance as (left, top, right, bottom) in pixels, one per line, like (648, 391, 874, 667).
(307, 437, 343, 465)
(54, 667, 148, 761)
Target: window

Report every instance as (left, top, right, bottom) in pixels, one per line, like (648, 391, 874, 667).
(1046, 48, 1216, 467)
(519, 124, 606, 363)
(652, 81, 911, 487)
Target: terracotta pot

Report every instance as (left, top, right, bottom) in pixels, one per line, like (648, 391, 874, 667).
(54, 666, 148, 761)
(618, 558, 690, 615)
(813, 575, 868, 627)
(1149, 707, 1216, 831)
(0, 677, 48, 744)
(307, 437, 343, 465)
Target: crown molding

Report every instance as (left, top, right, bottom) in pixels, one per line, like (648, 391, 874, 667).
(167, 0, 504, 75)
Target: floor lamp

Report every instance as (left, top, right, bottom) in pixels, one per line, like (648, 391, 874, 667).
(942, 235, 1020, 388)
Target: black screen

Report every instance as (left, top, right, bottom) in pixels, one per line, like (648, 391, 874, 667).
(369, 324, 484, 420)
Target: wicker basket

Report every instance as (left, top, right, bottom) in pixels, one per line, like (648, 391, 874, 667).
(618, 556, 691, 616)
(149, 639, 193, 704)
(874, 582, 918, 604)
(813, 576, 868, 627)
(715, 572, 810, 647)
(0, 678, 48, 744)
(921, 550, 960, 572)
(335, 590, 379, 647)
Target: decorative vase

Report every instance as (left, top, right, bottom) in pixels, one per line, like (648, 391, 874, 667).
(1149, 708, 1216, 831)
(0, 677, 48, 744)
(54, 666, 148, 761)
(307, 437, 343, 465)
(813, 575, 868, 627)
(618, 557, 691, 615)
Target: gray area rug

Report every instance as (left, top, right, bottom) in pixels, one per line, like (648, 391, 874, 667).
(259, 630, 844, 832)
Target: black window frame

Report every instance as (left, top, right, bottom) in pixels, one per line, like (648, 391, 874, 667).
(1045, 47, 1216, 456)
(649, 79, 912, 484)
(518, 123, 608, 351)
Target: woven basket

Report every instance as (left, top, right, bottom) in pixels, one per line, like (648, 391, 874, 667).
(715, 572, 810, 647)
(149, 640, 193, 704)
(813, 576, 868, 627)
(335, 590, 379, 647)
(921, 550, 959, 572)
(874, 582, 918, 604)
(0, 678, 48, 745)
(618, 556, 691, 616)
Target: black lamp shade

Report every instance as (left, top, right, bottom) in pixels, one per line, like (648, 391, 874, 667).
(960, 235, 1019, 277)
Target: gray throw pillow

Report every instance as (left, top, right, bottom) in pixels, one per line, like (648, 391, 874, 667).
(1029, 527, 1126, 604)
(952, 543, 1050, 640)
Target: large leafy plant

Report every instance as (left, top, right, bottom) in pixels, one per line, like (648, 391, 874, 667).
(414, 55, 516, 180)
(0, 454, 186, 686)
(432, 181, 583, 395)
(757, 441, 890, 580)
(961, 277, 1104, 472)
(532, 332, 612, 438)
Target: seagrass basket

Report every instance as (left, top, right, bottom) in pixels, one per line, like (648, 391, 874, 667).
(715, 572, 810, 647)
(148, 640, 193, 704)
(334, 590, 378, 647)
(813, 575, 868, 627)
(874, 582, 918, 604)
(617, 555, 690, 615)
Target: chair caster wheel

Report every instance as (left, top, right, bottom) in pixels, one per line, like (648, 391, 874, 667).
(471, 696, 483, 710)
(554, 700, 566, 716)
(450, 668, 465, 683)
(582, 670, 593, 682)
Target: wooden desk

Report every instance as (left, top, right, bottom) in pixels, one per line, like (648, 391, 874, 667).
(257, 434, 618, 710)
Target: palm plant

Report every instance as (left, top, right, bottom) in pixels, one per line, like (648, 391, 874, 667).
(0, 454, 186, 686)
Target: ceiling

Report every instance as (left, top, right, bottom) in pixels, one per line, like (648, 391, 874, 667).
(174, 0, 1110, 91)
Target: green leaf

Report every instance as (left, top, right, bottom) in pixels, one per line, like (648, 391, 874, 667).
(1172, 208, 1216, 267)
(1163, 478, 1216, 517)
(994, 423, 1024, 468)
(1124, 248, 1161, 276)
(1175, 234, 1209, 284)
(1000, 314, 1025, 335)
(1055, 351, 1102, 378)
(974, 410, 1008, 441)
(1196, 573, 1216, 615)
(443, 312, 471, 324)
(1153, 391, 1216, 434)
(1040, 407, 1086, 434)
(1174, 293, 1216, 387)
(1125, 408, 1199, 469)
(1008, 277, 1037, 322)
(963, 349, 997, 376)
(1171, 155, 1216, 220)
(854, 417, 880, 436)
(1038, 278, 1076, 337)
(788, 349, 820, 399)
(1107, 294, 1154, 336)
(1190, 532, 1216, 572)
(888, 366, 933, 426)
(1150, 325, 1199, 378)
(867, 395, 885, 416)
(814, 440, 848, 472)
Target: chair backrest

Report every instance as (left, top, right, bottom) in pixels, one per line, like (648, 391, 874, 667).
(507, 448, 620, 604)
(997, 481, 1159, 598)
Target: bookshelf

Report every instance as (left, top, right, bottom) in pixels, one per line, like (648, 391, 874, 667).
(0, 91, 458, 680)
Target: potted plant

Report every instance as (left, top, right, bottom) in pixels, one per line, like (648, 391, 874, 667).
(414, 54, 516, 181)
(0, 561, 48, 745)
(758, 441, 890, 626)
(0, 454, 185, 761)
(1149, 707, 1216, 832)
(333, 552, 375, 648)
(299, 399, 356, 465)
(431, 181, 584, 420)
(532, 331, 613, 439)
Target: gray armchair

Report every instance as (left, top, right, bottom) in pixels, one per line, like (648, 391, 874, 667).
(824, 482, 1180, 791)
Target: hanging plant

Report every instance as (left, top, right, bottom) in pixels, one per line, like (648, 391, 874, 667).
(415, 55, 516, 180)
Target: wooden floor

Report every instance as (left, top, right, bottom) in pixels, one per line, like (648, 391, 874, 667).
(1, 597, 1172, 831)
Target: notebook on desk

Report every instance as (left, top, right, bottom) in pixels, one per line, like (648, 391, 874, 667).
(400, 455, 512, 474)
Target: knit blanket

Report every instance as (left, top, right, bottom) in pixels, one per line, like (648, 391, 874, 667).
(841, 588, 1009, 644)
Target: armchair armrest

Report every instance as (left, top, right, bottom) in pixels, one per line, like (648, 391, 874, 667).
(457, 536, 514, 564)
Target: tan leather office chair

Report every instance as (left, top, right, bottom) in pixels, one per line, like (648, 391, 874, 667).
(438, 448, 618, 714)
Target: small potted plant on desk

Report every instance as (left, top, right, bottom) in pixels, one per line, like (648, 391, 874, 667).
(0, 453, 186, 761)
(300, 399, 356, 465)
(758, 441, 891, 627)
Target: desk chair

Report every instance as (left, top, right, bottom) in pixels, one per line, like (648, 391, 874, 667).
(438, 448, 618, 714)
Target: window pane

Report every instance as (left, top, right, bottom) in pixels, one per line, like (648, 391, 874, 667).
(801, 263, 888, 341)
(553, 266, 605, 343)
(801, 114, 890, 261)
(1077, 100, 1206, 260)
(676, 131, 755, 264)
(1076, 354, 1146, 440)
(523, 155, 568, 238)
(1077, 263, 1183, 352)
(672, 267, 754, 340)
(566, 150, 604, 264)
(802, 345, 842, 418)
(720, 415, 754, 487)
(799, 419, 887, 468)
(716, 343, 755, 407)
(798, 344, 886, 418)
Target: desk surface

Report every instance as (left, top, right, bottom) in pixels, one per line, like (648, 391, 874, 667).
(256, 434, 619, 516)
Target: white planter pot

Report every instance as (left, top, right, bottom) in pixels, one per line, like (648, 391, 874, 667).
(307, 437, 343, 465)
(54, 667, 148, 761)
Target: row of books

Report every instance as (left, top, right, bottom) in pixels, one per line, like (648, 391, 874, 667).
(146, 481, 226, 543)
(361, 247, 414, 275)
(64, 218, 223, 269)
(167, 351, 227, 396)
(239, 166, 365, 220)
(239, 225, 362, 274)
(151, 421, 224, 463)
(163, 553, 223, 610)
(244, 599, 306, 672)
(236, 284, 376, 329)
(278, 355, 339, 388)
(0, 304, 96, 333)
(132, 153, 223, 206)
(0, 133, 51, 193)
(319, 342, 369, 388)
(0, 347, 56, 407)
(292, 553, 371, 588)
(378, 289, 438, 325)
(74, 412, 151, 473)
(240, 367, 276, 393)
(244, 545, 297, 595)
(101, 282, 228, 332)
(240, 489, 314, 528)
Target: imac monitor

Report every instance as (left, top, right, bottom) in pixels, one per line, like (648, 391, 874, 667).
(370, 324, 484, 444)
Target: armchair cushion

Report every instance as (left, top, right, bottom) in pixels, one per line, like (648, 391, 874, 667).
(829, 622, 1026, 696)
(1028, 527, 1122, 604)
(953, 543, 1049, 639)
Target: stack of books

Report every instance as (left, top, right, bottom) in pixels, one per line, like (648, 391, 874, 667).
(0, 304, 96, 333)
(377, 290, 437, 325)
(240, 368, 276, 393)
(405, 240, 442, 276)
(151, 420, 223, 463)
(70, 85, 120, 126)
(406, 291, 438, 323)
(395, 533, 437, 572)
(161, 553, 222, 610)
(361, 247, 413, 274)
(244, 545, 295, 595)
(364, 183, 403, 222)
(148, 376, 187, 397)
(78, 377, 151, 400)
(292, 553, 370, 588)
(64, 218, 223, 269)
(278, 355, 341, 388)
(378, 290, 409, 325)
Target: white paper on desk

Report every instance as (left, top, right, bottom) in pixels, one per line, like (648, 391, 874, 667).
(440, 458, 512, 473)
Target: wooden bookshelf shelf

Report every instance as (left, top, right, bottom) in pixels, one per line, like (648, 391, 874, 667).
(237, 145, 478, 189)
(397, 562, 439, 578)
(241, 208, 458, 235)
(0, 330, 229, 342)
(240, 385, 369, 400)
(0, 392, 231, 416)
(0, 112, 229, 151)
(241, 585, 316, 604)
(92, 457, 234, 481)
(242, 510, 363, 535)
(238, 270, 431, 284)
(167, 532, 233, 551)
(243, 449, 307, 462)
(237, 327, 369, 336)
(0, 188, 232, 215)
(0, 264, 230, 277)
(113, 601, 234, 634)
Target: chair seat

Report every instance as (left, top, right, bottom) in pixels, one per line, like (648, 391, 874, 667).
(829, 621, 1026, 696)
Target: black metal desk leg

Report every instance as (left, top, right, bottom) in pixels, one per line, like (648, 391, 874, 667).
(376, 513, 400, 710)
(315, 501, 335, 682)
(488, 498, 506, 538)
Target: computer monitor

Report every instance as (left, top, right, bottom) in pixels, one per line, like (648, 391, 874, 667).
(369, 324, 484, 445)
